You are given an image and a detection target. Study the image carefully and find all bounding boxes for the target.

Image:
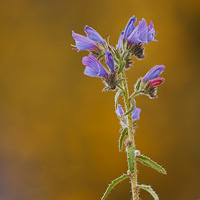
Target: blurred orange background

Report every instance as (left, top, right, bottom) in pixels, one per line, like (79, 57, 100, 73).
(0, 0, 200, 199)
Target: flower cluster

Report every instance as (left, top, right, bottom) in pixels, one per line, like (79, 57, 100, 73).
(72, 14, 165, 115)
(72, 15, 161, 91)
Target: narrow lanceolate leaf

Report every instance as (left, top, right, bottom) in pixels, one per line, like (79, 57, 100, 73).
(138, 184, 159, 200)
(134, 78, 142, 91)
(119, 128, 128, 151)
(124, 98, 136, 116)
(118, 60, 126, 74)
(115, 90, 123, 109)
(115, 78, 124, 85)
(101, 174, 129, 200)
(126, 145, 135, 174)
(137, 155, 167, 174)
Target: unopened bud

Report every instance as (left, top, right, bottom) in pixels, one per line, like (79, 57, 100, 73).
(149, 78, 165, 87)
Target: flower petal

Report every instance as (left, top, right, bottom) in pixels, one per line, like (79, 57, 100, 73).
(116, 30, 124, 49)
(82, 55, 108, 77)
(84, 25, 104, 44)
(105, 50, 115, 73)
(148, 21, 158, 42)
(124, 15, 137, 41)
(128, 18, 148, 44)
(116, 104, 124, 118)
(149, 78, 165, 87)
(132, 107, 141, 120)
(143, 65, 165, 82)
(72, 31, 97, 51)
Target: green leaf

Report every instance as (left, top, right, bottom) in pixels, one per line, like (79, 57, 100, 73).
(124, 98, 136, 116)
(115, 78, 124, 85)
(137, 155, 167, 174)
(134, 78, 142, 91)
(126, 144, 135, 174)
(119, 128, 128, 151)
(101, 174, 129, 200)
(118, 60, 125, 74)
(138, 184, 159, 200)
(115, 90, 123, 109)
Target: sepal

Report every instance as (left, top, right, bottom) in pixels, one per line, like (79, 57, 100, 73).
(144, 84, 158, 99)
(128, 43, 145, 60)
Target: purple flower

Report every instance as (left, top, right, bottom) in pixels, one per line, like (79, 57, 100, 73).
(143, 65, 165, 82)
(116, 31, 124, 49)
(72, 31, 97, 51)
(116, 104, 141, 120)
(105, 50, 115, 73)
(124, 15, 137, 41)
(149, 78, 165, 87)
(147, 21, 158, 42)
(132, 107, 141, 120)
(84, 25, 104, 44)
(128, 18, 148, 45)
(82, 54, 108, 77)
(115, 105, 124, 118)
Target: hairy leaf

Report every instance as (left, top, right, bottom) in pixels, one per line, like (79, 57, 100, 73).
(101, 174, 129, 200)
(124, 98, 136, 116)
(118, 60, 126, 74)
(134, 78, 142, 91)
(137, 155, 167, 174)
(126, 144, 135, 174)
(115, 90, 123, 109)
(138, 184, 159, 200)
(119, 128, 128, 151)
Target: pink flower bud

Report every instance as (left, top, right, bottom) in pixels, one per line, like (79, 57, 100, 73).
(149, 78, 165, 87)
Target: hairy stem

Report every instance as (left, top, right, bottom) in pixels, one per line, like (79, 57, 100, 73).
(121, 70, 139, 200)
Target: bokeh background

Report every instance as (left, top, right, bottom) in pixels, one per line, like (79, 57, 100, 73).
(0, 0, 200, 199)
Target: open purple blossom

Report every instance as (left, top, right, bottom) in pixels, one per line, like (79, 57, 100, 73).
(143, 65, 165, 82)
(82, 54, 108, 77)
(84, 25, 104, 44)
(116, 104, 141, 120)
(147, 21, 158, 42)
(128, 18, 148, 45)
(132, 107, 141, 120)
(124, 15, 137, 41)
(116, 31, 124, 49)
(105, 51, 115, 73)
(72, 31, 98, 51)
(149, 78, 165, 87)
(115, 105, 124, 118)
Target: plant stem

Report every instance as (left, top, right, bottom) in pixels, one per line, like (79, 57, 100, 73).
(121, 70, 139, 200)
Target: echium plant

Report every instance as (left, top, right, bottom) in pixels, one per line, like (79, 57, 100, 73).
(72, 15, 166, 200)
